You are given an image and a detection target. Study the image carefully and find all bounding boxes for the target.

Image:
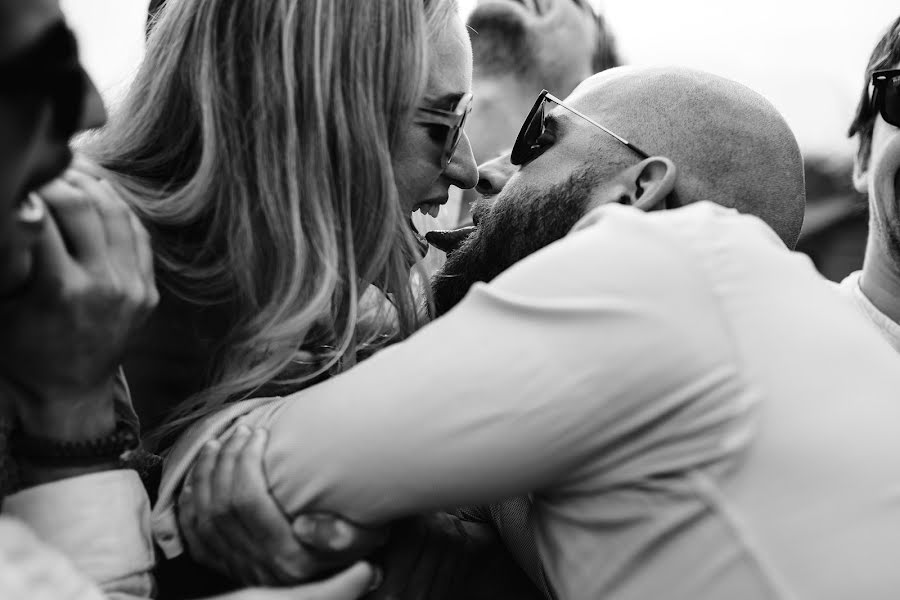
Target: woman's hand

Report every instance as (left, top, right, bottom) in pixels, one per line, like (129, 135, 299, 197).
(207, 562, 380, 600)
(0, 170, 157, 440)
(178, 426, 389, 585)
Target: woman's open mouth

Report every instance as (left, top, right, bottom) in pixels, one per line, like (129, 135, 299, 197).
(407, 216, 430, 254)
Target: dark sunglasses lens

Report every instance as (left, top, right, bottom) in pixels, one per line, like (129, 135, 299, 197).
(883, 75, 900, 127)
(511, 101, 545, 165)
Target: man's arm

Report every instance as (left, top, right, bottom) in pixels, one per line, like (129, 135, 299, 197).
(256, 209, 724, 524)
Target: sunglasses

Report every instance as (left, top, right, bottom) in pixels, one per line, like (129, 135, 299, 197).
(415, 92, 473, 169)
(871, 69, 900, 128)
(0, 22, 86, 138)
(511, 89, 649, 166)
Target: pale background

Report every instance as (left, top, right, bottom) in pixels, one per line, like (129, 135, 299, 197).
(62, 0, 899, 159)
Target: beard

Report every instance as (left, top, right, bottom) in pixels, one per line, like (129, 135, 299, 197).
(430, 167, 600, 316)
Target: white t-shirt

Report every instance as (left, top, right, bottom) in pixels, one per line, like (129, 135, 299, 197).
(155, 201, 900, 600)
(838, 270, 900, 353)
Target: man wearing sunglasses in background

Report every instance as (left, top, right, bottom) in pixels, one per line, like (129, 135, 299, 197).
(842, 16, 900, 353)
(158, 65, 900, 599)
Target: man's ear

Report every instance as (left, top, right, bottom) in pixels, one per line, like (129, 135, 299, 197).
(626, 157, 677, 211)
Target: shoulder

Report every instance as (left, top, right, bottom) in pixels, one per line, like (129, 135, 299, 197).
(490, 202, 782, 305)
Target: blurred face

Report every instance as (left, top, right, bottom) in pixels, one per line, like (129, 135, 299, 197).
(392, 12, 478, 248)
(856, 60, 900, 263)
(0, 0, 106, 295)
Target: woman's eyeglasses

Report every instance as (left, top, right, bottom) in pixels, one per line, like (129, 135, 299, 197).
(871, 69, 900, 128)
(511, 89, 649, 166)
(415, 92, 473, 170)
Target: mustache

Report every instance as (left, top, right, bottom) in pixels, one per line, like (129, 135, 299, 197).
(430, 168, 599, 316)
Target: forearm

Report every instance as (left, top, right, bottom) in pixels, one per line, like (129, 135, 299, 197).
(254, 285, 624, 524)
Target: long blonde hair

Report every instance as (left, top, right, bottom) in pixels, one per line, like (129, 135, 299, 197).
(86, 0, 459, 435)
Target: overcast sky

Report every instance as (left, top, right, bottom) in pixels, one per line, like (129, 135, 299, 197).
(64, 0, 899, 160)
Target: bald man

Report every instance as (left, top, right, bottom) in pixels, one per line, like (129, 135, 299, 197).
(154, 68, 900, 599)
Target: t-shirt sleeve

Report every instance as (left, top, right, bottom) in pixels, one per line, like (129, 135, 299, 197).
(253, 204, 731, 524)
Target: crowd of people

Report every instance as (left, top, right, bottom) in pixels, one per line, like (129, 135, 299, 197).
(1, 0, 899, 598)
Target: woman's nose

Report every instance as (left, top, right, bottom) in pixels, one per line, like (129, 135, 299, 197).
(443, 132, 479, 190)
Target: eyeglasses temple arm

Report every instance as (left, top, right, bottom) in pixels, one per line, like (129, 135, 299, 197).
(549, 95, 651, 159)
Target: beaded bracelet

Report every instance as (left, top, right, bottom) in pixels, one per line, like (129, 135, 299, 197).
(12, 420, 140, 467)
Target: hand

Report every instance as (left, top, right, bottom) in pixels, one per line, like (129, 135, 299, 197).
(178, 426, 389, 585)
(205, 562, 380, 600)
(0, 170, 157, 438)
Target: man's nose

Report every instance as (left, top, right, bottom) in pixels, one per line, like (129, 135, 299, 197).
(476, 151, 517, 197)
(443, 132, 479, 190)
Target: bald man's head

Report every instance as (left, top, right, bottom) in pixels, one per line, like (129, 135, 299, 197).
(565, 67, 805, 246)
(430, 67, 806, 315)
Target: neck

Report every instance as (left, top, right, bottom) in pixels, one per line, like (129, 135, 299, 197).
(860, 222, 900, 325)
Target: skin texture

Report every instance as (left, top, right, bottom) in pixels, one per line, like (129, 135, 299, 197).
(853, 59, 900, 326)
(391, 12, 479, 216)
(430, 66, 805, 314)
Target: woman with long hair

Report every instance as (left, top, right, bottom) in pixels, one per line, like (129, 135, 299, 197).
(84, 0, 478, 441)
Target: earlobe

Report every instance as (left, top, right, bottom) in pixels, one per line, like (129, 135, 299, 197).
(631, 157, 677, 212)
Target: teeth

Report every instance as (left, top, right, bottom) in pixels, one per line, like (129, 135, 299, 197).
(416, 203, 442, 218)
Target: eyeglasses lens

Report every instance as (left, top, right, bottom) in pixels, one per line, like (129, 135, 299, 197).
(512, 99, 546, 165)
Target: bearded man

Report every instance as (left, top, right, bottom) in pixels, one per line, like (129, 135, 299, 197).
(156, 67, 900, 600)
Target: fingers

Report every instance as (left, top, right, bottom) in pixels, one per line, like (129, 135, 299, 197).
(208, 426, 273, 583)
(27, 198, 73, 287)
(293, 514, 389, 559)
(179, 438, 231, 576)
(205, 563, 379, 600)
(221, 427, 307, 583)
(295, 562, 380, 600)
(179, 427, 276, 584)
(62, 170, 133, 264)
(38, 178, 106, 263)
(58, 170, 158, 323)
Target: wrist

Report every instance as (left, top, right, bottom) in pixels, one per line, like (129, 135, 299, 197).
(15, 378, 116, 441)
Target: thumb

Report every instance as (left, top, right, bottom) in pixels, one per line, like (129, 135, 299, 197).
(290, 562, 380, 600)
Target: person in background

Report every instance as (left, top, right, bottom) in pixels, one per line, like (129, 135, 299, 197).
(843, 15, 900, 352)
(0, 0, 377, 598)
(456, 0, 620, 226)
